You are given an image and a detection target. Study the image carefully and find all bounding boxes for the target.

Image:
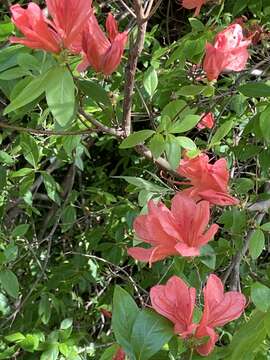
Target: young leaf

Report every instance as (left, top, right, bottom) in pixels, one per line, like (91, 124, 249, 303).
(46, 66, 75, 127)
(119, 130, 155, 149)
(130, 309, 174, 360)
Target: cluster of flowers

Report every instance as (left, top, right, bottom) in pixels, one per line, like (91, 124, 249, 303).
(10, 0, 128, 76)
(10, 0, 251, 81)
(9, 1, 251, 357)
(127, 153, 245, 356)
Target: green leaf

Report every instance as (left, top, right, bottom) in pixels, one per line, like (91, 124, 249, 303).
(10, 168, 34, 178)
(251, 283, 270, 312)
(5, 333, 25, 343)
(260, 105, 270, 141)
(0, 270, 19, 298)
(200, 244, 216, 269)
(46, 66, 75, 127)
(39, 294, 52, 325)
(261, 222, 270, 231)
(148, 134, 165, 158)
(60, 318, 73, 330)
(0, 67, 30, 80)
(165, 134, 181, 170)
(169, 115, 200, 133)
(61, 206, 77, 232)
(130, 309, 174, 360)
(233, 0, 247, 15)
(161, 100, 187, 120)
(20, 133, 40, 168)
(249, 229, 265, 260)
(209, 119, 234, 147)
(20, 334, 40, 352)
(234, 178, 254, 194)
(175, 136, 197, 150)
(189, 17, 205, 32)
(177, 85, 204, 96)
(78, 79, 111, 106)
(112, 286, 139, 358)
(238, 82, 270, 97)
(4, 72, 48, 114)
(42, 173, 60, 204)
(0, 150, 14, 165)
(100, 344, 120, 360)
(115, 176, 166, 193)
(224, 311, 268, 359)
(0, 165, 7, 192)
(11, 224, 30, 237)
(41, 344, 59, 360)
(119, 130, 155, 149)
(143, 67, 158, 97)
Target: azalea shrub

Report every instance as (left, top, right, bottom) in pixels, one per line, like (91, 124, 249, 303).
(1, 0, 270, 359)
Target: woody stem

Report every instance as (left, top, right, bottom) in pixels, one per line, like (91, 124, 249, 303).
(122, 0, 147, 136)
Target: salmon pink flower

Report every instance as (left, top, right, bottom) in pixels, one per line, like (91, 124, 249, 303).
(150, 274, 246, 356)
(10, 0, 92, 53)
(197, 112, 215, 130)
(177, 153, 239, 206)
(10, 3, 61, 53)
(150, 276, 197, 337)
(79, 13, 128, 75)
(127, 193, 218, 264)
(46, 0, 92, 50)
(195, 274, 246, 356)
(203, 24, 251, 81)
(182, 0, 208, 16)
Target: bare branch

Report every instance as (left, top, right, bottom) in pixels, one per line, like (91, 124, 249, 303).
(122, 1, 147, 136)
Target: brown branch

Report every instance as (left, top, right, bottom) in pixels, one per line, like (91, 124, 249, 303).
(79, 108, 125, 137)
(122, 1, 148, 136)
(135, 144, 180, 178)
(222, 212, 265, 291)
(0, 120, 96, 136)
